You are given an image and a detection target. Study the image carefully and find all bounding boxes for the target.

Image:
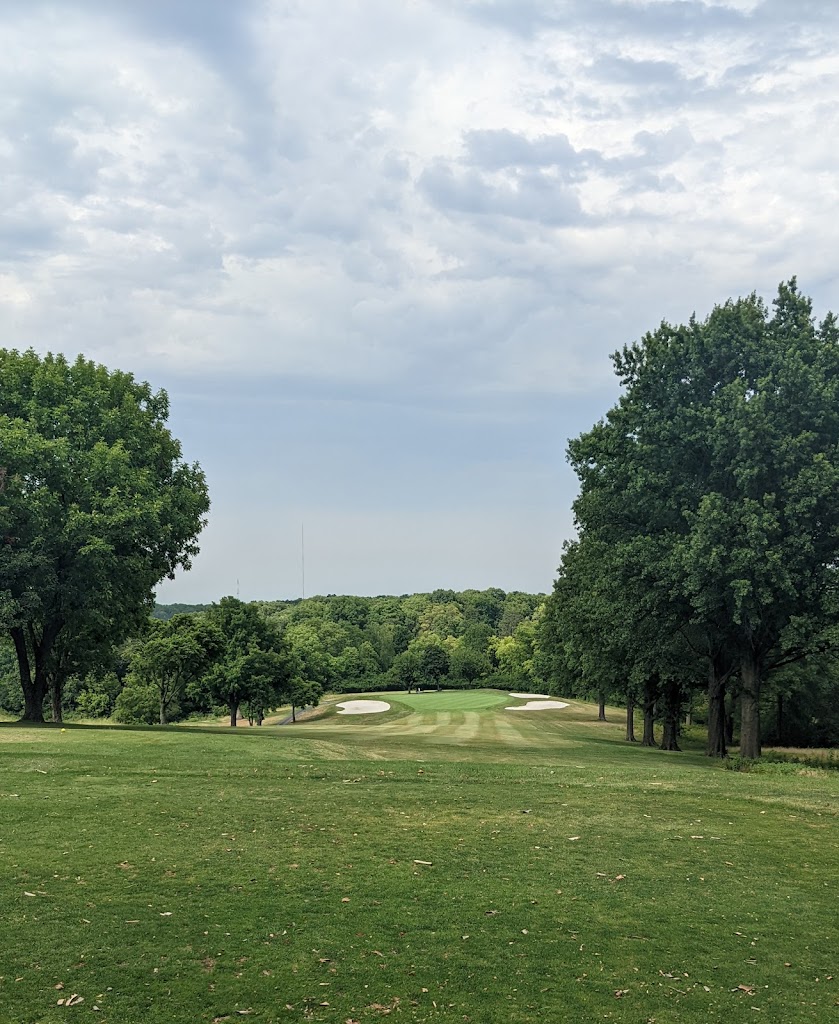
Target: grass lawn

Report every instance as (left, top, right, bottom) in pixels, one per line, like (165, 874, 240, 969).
(1, 691, 836, 1023)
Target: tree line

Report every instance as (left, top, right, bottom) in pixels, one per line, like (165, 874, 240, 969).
(3, 283, 839, 753)
(0, 588, 547, 724)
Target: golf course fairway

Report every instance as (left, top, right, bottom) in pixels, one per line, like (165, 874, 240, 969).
(1, 691, 836, 1023)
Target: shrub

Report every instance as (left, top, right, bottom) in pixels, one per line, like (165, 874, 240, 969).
(113, 683, 158, 724)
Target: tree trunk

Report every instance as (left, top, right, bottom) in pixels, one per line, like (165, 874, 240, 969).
(659, 679, 681, 751)
(598, 694, 606, 721)
(22, 678, 47, 722)
(776, 692, 784, 746)
(13, 627, 46, 723)
(641, 676, 658, 746)
(706, 656, 727, 758)
(257, 711, 264, 726)
(625, 694, 636, 742)
(13, 620, 63, 724)
(291, 704, 296, 724)
(229, 700, 239, 727)
(50, 677, 64, 724)
(159, 695, 168, 726)
(739, 648, 762, 759)
(724, 691, 735, 746)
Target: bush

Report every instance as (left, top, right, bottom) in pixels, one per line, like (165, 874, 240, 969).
(113, 683, 158, 724)
(0, 674, 23, 715)
(75, 690, 111, 718)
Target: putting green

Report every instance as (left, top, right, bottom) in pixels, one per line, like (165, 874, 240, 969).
(381, 688, 509, 711)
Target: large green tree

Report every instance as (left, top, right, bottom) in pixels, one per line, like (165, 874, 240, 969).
(568, 281, 839, 758)
(203, 597, 293, 726)
(0, 351, 209, 722)
(126, 614, 223, 725)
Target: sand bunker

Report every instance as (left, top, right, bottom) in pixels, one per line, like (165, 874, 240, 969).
(336, 700, 391, 715)
(509, 692, 551, 700)
(506, 696, 570, 711)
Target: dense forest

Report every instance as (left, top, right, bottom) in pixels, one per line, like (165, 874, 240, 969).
(0, 588, 545, 724)
(2, 584, 837, 746)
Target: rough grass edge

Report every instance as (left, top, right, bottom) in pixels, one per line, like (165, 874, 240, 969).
(724, 749, 839, 774)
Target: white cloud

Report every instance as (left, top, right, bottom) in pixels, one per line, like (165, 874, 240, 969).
(2, 0, 839, 597)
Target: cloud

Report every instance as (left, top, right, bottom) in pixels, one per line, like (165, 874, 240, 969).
(2, 0, 839, 597)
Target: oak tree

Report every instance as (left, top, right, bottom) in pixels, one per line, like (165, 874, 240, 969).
(0, 350, 209, 721)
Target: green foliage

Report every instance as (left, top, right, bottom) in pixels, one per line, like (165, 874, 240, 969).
(0, 349, 209, 721)
(127, 614, 223, 725)
(0, 640, 22, 713)
(74, 688, 111, 718)
(548, 280, 839, 757)
(152, 603, 209, 621)
(258, 589, 546, 696)
(113, 681, 159, 724)
(722, 752, 836, 775)
(203, 597, 293, 724)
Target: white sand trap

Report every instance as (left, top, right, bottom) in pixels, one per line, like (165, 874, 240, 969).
(509, 692, 551, 700)
(336, 700, 391, 715)
(506, 700, 570, 711)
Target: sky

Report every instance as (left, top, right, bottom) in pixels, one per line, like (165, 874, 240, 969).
(3, 0, 839, 602)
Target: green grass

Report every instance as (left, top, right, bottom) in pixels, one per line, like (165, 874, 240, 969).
(386, 690, 510, 712)
(0, 692, 837, 1023)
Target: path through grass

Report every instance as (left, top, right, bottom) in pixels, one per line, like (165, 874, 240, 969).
(1, 693, 836, 1023)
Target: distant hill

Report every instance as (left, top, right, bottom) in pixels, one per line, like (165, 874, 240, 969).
(153, 602, 210, 620)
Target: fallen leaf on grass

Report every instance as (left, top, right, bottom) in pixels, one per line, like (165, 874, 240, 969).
(614, 989, 629, 998)
(413, 860, 432, 865)
(341, 897, 351, 903)
(54, 983, 64, 990)
(736, 985, 756, 994)
(567, 836, 581, 841)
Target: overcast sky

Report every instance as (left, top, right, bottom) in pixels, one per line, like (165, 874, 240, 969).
(3, 0, 838, 602)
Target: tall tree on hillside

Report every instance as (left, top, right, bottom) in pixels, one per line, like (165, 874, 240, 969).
(568, 281, 839, 757)
(0, 350, 209, 721)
